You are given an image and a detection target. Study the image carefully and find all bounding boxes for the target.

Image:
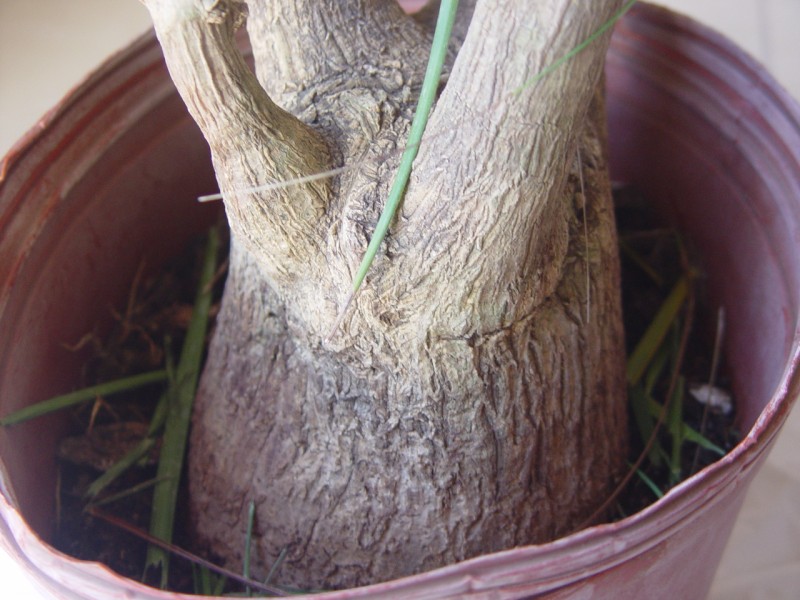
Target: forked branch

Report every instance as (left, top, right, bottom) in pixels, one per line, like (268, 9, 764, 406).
(141, 0, 332, 292)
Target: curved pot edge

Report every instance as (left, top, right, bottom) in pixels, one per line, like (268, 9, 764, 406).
(1, 3, 800, 599)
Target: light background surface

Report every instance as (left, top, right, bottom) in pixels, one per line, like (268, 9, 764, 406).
(1, 1, 798, 598)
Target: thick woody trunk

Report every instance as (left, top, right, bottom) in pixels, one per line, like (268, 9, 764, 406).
(142, 0, 627, 589)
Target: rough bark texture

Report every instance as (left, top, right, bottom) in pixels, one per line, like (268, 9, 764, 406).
(143, 0, 627, 589)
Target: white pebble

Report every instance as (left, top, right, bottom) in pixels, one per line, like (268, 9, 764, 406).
(689, 383, 733, 415)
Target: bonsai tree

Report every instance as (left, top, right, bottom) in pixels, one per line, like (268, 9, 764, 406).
(141, 0, 628, 589)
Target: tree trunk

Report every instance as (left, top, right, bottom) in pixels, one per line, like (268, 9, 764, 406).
(142, 0, 627, 589)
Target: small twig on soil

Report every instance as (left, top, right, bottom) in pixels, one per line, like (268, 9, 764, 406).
(88, 507, 287, 596)
(120, 259, 147, 342)
(690, 306, 726, 475)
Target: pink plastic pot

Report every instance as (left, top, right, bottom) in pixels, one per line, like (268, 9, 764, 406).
(1, 4, 799, 599)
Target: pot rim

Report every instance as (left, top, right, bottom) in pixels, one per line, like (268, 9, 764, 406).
(1, 3, 799, 598)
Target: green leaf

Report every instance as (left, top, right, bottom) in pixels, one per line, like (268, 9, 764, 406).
(0, 370, 167, 427)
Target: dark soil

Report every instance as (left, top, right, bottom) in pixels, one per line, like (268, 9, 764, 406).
(52, 229, 227, 593)
(49, 188, 740, 594)
(613, 184, 740, 518)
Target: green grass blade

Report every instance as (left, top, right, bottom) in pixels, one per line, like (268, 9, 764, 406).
(343, 0, 639, 312)
(637, 338, 677, 467)
(192, 564, 209, 595)
(150, 340, 176, 437)
(88, 476, 171, 509)
(643, 341, 671, 396)
(86, 388, 171, 498)
(682, 424, 726, 456)
(629, 385, 661, 467)
(85, 437, 159, 499)
(646, 397, 725, 456)
(146, 389, 170, 438)
(0, 370, 167, 427)
(513, 0, 639, 94)
(626, 276, 689, 386)
(667, 376, 686, 485)
(145, 229, 220, 587)
(631, 464, 665, 499)
(619, 238, 665, 287)
(243, 499, 255, 596)
(348, 0, 459, 298)
(192, 564, 227, 596)
(265, 547, 288, 586)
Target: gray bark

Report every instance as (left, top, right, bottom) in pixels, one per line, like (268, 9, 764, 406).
(142, 0, 627, 589)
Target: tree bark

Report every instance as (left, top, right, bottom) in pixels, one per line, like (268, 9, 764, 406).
(142, 0, 627, 589)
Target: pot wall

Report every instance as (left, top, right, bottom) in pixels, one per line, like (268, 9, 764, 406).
(1, 4, 799, 599)
(607, 5, 800, 433)
(0, 35, 219, 540)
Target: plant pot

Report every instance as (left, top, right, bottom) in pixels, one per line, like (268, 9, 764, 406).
(1, 3, 799, 598)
